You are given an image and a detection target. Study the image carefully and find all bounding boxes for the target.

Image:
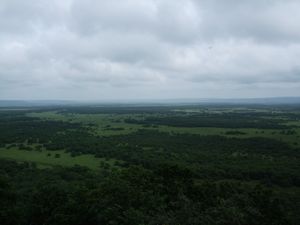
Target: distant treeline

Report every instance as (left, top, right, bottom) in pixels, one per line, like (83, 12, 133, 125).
(124, 113, 290, 129)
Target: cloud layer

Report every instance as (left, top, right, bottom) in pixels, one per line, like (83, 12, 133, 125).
(0, 0, 300, 100)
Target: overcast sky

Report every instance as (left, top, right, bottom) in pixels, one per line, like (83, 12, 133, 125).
(0, 0, 300, 100)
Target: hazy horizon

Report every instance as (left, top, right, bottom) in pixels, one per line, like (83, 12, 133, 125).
(2, 96, 300, 106)
(1, 0, 300, 100)
(1, 96, 300, 101)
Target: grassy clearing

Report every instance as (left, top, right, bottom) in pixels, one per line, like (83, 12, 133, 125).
(28, 111, 300, 146)
(157, 126, 300, 145)
(0, 147, 118, 170)
(28, 111, 143, 136)
(284, 120, 300, 126)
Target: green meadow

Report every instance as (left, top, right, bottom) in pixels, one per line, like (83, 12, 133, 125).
(28, 111, 300, 146)
(0, 147, 117, 170)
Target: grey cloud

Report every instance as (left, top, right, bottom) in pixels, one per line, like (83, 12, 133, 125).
(70, 0, 202, 44)
(0, 0, 69, 36)
(0, 0, 299, 100)
(194, 0, 300, 43)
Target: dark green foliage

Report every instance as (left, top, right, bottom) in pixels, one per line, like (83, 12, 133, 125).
(0, 160, 293, 225)
(0, 114, 83, 145)
(125, 113, 289, 129)
(0, 105, 299, 224)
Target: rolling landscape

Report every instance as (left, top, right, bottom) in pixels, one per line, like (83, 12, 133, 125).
(1, 102, 300, 224)
(1, 0, 300, 224)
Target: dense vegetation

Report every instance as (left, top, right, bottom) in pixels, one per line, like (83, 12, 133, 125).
(125, 113, 289, 129)
(0, 105, 299, 224)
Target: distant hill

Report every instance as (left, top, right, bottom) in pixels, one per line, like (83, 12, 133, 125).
(193, 97, 300, 105)
(0, 97, 300, 107)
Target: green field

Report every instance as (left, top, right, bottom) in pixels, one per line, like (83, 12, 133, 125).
(28, 111, 143, 136)
(28, 111, 300, 146)
(0, 147, 117, 170)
